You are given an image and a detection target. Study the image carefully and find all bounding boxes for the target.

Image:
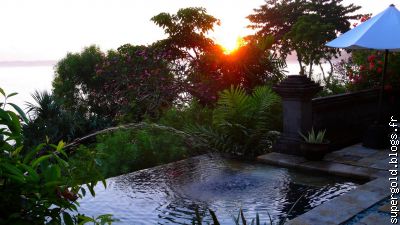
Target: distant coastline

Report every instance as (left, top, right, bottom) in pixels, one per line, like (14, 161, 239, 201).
(0, 60, 56, 67)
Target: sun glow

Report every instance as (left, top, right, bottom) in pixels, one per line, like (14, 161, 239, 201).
(212, 19, 248, 55)
(218, 36, 245, 54)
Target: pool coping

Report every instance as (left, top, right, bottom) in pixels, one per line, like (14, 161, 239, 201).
(257, 148, 390, 225)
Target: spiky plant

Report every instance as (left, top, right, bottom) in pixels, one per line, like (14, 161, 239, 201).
(299, 128, 327, 144)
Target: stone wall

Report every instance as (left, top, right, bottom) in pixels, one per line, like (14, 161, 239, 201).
(311, 88, 398, 150)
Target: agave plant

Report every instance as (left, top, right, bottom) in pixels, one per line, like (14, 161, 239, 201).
(299, 128, 327, 144)
(188, 85, 281, 158)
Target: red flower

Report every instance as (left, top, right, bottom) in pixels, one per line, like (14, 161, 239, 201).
(376, 67, 383, 74)
(360, 65, 366, 71)
(368, 55, 376, 62)
(360, 15, 370, 22)
(369, 62, 375, 70)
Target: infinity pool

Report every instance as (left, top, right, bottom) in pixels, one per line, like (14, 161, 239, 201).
(78, 154, 359, 224)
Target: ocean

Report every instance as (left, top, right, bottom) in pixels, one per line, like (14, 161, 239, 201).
(0, 64, 55, 112)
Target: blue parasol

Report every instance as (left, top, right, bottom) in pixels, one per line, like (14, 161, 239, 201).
(326, 4, 400, 51)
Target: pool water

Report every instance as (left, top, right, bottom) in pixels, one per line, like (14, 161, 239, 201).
(78, 154, 359, 224)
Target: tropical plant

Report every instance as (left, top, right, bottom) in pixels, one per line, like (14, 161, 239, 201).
(0, 88, 113, 225)
(23, 90, 111, 150)
(188, 85, 282, 158)
(299, 128, 327, 144)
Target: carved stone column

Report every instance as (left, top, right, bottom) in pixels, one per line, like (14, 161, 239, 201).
(272, 75, 322, 155)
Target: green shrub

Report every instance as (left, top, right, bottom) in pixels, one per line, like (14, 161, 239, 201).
(158, 100, 213, 130)
(0, 88, 113, 225)
(88, 128, 188, 178)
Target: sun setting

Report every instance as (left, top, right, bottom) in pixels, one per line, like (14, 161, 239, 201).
(217, 36, 245, 54)
(212, 22, 248, 54)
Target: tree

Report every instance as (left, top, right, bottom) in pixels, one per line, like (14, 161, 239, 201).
(189, 37, 285, 104)
(52, 44, 180, 123)
(52, 45, 105, 115)
(153, 7, 285, 105)
(247, 0, 362, 78)
(151, 7, 220, 61)
(93, 44, 180, 122)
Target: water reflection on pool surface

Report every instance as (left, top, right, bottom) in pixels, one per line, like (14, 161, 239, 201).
(78, 154, 359, 224)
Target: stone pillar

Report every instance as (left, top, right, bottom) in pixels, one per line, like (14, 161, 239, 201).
(272, 75, 322, 155)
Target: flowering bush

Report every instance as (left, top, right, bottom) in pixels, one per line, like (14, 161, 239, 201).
(344, 51, 400, 92)
(94, 44, 179, 121)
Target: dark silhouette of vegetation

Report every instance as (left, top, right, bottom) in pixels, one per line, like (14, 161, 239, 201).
(247, 0, 362, 78)
(23, 90, 110, 150)
(152, 7, 285, 105)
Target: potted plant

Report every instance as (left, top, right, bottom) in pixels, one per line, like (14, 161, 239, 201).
(299, 128, 329, 160)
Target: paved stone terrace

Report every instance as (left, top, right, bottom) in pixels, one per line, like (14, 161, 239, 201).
(257, 144, 391, 225)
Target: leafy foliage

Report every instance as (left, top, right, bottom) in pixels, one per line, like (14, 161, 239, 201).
(0, 89, 113, 225)
(153, 8, 285, 105)
(188, 86, 282, 158)
(83, 128, 189, 178)
(23, 90, 110, 150)
(247, 0, 362, 77)
(346, 50, 400, 91)
(189, 36, 286, 105)
(52, 45, 104, 115)
(158, 100, 213, 130)
(93, 44, 181, 121)
(52, 44, 180, 123)
(151, 7, 220, 60)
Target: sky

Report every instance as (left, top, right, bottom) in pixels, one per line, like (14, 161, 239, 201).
(0, 0, 397, 62)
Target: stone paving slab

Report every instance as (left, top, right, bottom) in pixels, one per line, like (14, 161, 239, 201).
(379, 203, 391, 213)
(355, 213, 392, 225)
(369, 158, 390, 170)
(257, 152, 382, 180)
(257, 152, 307, 169)
(287, 178, 390, 225)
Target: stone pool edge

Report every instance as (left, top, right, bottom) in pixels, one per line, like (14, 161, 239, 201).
(257, 152, 389, 225)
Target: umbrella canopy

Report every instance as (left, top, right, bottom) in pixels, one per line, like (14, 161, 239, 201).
(326, 4, 400, 51)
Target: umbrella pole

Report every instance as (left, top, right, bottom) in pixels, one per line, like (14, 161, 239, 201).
(377, 49, 389, 123)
